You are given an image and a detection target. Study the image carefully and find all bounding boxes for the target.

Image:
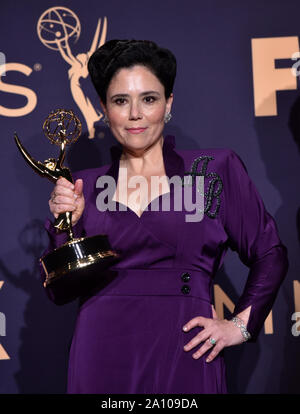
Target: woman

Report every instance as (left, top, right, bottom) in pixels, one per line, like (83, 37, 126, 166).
(42, 40, 288, 393)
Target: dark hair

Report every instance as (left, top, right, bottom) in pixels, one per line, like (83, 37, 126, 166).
(87, 39, 177, 104)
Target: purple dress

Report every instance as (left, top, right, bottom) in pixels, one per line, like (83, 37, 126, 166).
(42, 135, 288, 394)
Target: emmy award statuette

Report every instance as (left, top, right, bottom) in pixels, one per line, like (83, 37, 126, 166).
(14, 109, 119, 305)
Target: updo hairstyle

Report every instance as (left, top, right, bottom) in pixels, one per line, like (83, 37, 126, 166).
(88, 39, 177, 104)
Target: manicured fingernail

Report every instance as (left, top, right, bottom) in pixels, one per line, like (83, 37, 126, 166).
(183, 326, 188, 331)
(206, 358, 211, 363)
(192, 354, 198, 359)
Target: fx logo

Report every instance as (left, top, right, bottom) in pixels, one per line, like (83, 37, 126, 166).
(251, 36, 299, 116)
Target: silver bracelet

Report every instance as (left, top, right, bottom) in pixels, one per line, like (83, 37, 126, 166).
(231, 316, 251, 342)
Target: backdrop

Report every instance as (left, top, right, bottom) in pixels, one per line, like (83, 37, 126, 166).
(0, 0, 299, 394)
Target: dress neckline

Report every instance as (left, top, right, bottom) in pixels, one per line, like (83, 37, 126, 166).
(104, 135, 185, 219)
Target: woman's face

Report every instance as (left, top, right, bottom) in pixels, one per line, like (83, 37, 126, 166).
(102, 65, 173, 154)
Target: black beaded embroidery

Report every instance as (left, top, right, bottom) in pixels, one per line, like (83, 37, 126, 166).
(182, 156, 223, 219)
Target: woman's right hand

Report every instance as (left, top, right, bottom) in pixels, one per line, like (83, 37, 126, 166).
(49, 177, 85, 226)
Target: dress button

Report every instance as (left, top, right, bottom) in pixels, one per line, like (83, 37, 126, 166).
(181, 284, 191, 295)
(181, 272, 191, 282)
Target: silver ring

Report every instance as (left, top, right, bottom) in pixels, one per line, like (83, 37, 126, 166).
(209, 337, 216, 346)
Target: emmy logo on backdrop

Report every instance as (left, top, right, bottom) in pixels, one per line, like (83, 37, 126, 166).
(37, 7, 107, 139)
(14, 109, 119, 305)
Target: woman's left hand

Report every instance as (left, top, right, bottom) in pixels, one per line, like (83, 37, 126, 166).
(182, 306, 246, 362)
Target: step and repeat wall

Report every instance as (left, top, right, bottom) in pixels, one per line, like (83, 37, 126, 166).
(0, 0, 299, 393)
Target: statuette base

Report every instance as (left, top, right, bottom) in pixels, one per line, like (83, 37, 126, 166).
(40, 234, 119, 305)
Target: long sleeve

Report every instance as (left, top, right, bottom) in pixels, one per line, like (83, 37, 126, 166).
(220, 150, 289, 342)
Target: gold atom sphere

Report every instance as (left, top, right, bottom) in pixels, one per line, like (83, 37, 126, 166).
(42, 108, 82, 145)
